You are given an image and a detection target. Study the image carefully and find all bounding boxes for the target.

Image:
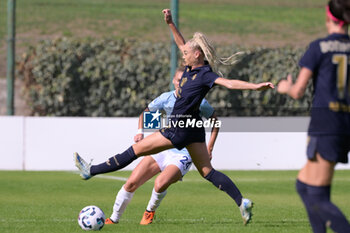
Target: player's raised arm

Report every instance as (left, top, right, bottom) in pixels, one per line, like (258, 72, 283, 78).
(162, 9, 186, 53)
(215, 77, 274, 91)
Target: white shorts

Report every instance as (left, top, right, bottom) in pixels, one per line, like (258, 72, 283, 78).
(151, 149, 192, 177)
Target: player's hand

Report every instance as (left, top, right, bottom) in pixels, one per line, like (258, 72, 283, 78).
(277, 74, 293, 94)
(134, 133, 144, 143)
(162, 9, 173, 24)
(255, 82, 275, 91)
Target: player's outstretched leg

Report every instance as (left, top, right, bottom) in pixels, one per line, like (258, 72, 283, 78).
(205, 169, 254, 225)
(74, 146, 138, 179)
(74, 152, 92, 180)
(74, 132, 173, 179)
(187, 143, 253, 225)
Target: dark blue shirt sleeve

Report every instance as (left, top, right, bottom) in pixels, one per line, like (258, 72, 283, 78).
(202, 71, 220, 88)
(299, 40, 322, 72)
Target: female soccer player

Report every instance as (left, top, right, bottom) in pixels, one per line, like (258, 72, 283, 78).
(105, 68, 226, 225)
(75, 9, 274, 225)
(277, 1, 350, 232)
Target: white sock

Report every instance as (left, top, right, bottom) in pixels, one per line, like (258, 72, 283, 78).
(110, 185, 134, 222)
(146, 188, 167, 212)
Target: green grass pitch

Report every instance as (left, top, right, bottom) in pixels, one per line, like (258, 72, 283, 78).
(0, 0, 325, 46)
(1, 170, 349, 233)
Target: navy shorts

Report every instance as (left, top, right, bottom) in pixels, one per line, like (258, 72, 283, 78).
(307, 135, 350, 163)
(160, 127, 205, 150)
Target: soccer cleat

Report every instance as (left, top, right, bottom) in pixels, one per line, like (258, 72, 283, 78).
(105, 218, 118, 225)
(74, 152, 92, 180)
(239, 198, 253, 225)
(140, 210, 155, 225)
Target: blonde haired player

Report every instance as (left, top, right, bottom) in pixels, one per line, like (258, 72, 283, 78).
(105, 68, 221, 225)
(75, 9, 274, 225)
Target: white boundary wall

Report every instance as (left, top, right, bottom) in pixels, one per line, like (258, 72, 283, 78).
(0, 116, 349, 171)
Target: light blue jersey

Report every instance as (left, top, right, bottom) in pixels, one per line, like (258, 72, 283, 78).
(148, 91, 214, 155)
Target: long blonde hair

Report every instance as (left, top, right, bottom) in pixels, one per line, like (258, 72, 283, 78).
(187, 32, 243, 77)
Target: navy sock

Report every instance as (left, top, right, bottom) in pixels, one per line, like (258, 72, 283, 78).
(307, 184, 350, 233)
(90, 146, 138, 176)
(204, 169, 242, 207)
(296, 179, 326, 233)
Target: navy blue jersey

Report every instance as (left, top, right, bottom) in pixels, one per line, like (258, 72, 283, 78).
(170, 63, 219, 122)
(299, 33, 350, 135)
(160, 63, 219, 149)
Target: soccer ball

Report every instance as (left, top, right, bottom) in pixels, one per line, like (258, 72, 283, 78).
(78, 205, 105, 231)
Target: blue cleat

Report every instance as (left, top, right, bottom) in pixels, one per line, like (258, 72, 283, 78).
(239, 198, 253, 225)
(74, 152, 92, 180)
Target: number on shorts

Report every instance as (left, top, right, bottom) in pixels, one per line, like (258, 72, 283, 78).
(180, 155, 191, 170)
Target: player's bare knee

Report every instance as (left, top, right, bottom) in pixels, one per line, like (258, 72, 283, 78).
(154, 180, 164, 192)
(154, 179, 170, 193)
(124, 180, 138, 192)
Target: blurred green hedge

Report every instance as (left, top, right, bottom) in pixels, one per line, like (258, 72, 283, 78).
(18, 38, 312, 117)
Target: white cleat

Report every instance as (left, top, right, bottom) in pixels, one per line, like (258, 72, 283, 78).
(74, 152, 92, 180)
(239, 198, 253, 225)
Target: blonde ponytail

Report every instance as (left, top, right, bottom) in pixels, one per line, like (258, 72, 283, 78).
(188, 32, 243, 77)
